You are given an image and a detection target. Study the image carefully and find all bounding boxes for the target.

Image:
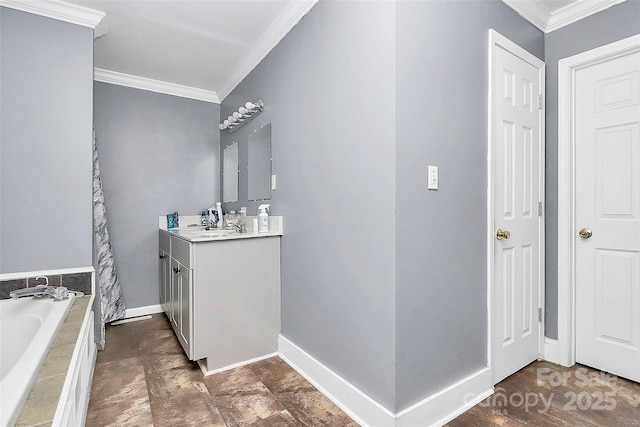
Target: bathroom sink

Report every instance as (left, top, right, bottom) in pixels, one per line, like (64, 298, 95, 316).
(188, 229, 237, 238)
(171, 228, 240, 241)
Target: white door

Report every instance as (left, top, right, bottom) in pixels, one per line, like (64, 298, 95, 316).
(575, 49, 640, 383)
(490, 32, 544, 384)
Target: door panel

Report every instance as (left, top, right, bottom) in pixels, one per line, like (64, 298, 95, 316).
(178, 265, 192, 356)
(171, 258, 179, 328)
(492, 42, 543, 384)
(575, 50, 640, 383)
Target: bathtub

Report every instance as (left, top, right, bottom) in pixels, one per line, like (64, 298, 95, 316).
(0, 296, 75, 427)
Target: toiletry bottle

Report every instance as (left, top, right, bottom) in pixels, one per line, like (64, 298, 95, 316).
(216, 202, 223, 229)
(257, 204, 270, 233)
(208, 207, 216, 227)
(174, 211, 179, 228)
(201, 211, 207, 227)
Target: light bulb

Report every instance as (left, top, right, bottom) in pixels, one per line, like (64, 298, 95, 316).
(245, 101, 256, 110)
(218, 123, 226, 130)
(223, 120, 230, 126)
(239, 107, 248, 115)
(233, 112, 242, 119)
(230, 116, 237, 123)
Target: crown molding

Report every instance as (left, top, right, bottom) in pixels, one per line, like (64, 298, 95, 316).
(94, 69, 220, 104)
(546, 0, 626, 32)
(0, 0, 105, 29)
(503, 0, 626, 33)
(217, 0, 318, 101)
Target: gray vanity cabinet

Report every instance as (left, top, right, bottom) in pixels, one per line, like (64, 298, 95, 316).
(158, 230, 281, 373)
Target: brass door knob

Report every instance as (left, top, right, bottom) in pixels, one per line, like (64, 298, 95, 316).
(496, 229, 511, 240)
(579, 228, 593, 239)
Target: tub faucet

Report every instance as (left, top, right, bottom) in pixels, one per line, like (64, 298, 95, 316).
(9, 276, 69, 301)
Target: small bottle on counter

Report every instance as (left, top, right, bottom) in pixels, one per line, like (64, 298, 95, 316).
(216, 202, 223, 229)
(207, 207, 216, 228)
(257, 204, 270, 233)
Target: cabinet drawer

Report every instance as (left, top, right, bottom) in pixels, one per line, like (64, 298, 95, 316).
(171, 236, 192, 268)
(159, 232, 171, 253)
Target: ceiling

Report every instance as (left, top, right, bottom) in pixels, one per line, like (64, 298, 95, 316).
(66, 0, 318, 102)
(2, 0, 624, 103)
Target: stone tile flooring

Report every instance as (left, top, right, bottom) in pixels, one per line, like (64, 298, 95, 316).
(86, 314, 356, 427)
(87, 312, 640, 426)
(446, 361, 640, 427)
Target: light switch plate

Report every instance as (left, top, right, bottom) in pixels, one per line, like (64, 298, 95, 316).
(428, 165, 438, 190)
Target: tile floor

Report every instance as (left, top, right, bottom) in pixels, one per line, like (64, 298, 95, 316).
(446, 360, 640, 426)
(87, 313, 640, 426)
(86, 314, 356, 426)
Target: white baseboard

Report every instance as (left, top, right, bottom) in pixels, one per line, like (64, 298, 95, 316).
(278, 335, 395, 427)
(197, 352, 279, 376)
(543, 338, 560, 364)
(278, 335, 492, 427)
(396, 368, 493, 427)
(124, 304, 163, 319)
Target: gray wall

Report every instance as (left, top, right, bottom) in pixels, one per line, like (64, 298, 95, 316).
(543, 0, 640, 340)
(94, 82, 219, 308)
(220, 1, 398, 410)
(219, 0, 544, 412)
(0, 7, 94, 273)
(395, 0, 543, 410)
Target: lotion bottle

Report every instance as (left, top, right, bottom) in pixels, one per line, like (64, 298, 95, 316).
(257, 204, 270, 233)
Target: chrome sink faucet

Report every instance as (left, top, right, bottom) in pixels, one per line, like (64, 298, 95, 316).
(226, 222, 246, 233)
(9, 276, 69, 301)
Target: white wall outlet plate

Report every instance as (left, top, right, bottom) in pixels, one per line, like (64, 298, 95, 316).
(428, 165, 438, 190)
(271, 174, 277, 190)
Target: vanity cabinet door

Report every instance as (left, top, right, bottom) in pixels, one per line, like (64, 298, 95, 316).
(170, 259, 180, 330)
(171, 257, 192, 358)
(159, 249, 170, 315)
(177, 265, 192, 356)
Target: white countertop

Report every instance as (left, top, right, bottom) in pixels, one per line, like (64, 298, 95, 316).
(159, 215, 283, 243)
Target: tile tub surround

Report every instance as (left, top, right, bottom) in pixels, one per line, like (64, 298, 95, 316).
(87, 314, 356, 426)
(15, 296, 92, 426)
(0, 271, 92, 299)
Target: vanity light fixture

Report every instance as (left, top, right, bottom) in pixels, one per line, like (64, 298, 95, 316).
(218, 99, 264, 133)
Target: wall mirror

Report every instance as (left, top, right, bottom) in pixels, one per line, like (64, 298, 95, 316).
(223, 141, 239, 203)
(248, 123, 271, 201)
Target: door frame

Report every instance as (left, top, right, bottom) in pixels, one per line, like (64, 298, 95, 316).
(487, 29, 546, 383)
(556, 33, 640, 367)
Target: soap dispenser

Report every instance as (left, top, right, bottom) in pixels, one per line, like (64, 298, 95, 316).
(257, 204, 270, 233)
(216, 202, 223, 229)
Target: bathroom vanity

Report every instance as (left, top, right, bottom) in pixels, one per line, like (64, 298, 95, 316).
(158, 217, 282, 374)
